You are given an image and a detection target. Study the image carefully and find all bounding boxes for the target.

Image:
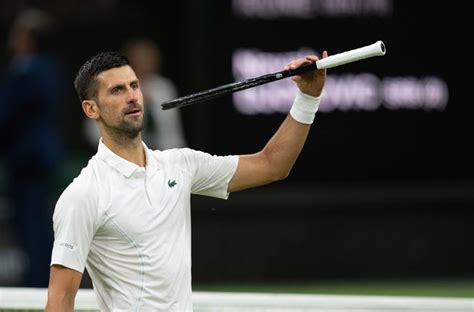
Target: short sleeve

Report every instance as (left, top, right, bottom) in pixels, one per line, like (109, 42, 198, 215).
(180, 149, 239, 199)
(50, 179, 99, 273)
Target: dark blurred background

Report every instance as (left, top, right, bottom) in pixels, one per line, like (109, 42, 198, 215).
(0, 0, 472, 293)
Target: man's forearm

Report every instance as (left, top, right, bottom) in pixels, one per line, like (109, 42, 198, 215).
(45, 292, 75, 312)
(45, 300, 74, 312)
(261, 114, 311, 179)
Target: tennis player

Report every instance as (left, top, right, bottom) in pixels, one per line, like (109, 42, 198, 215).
(45, 50, 327, 311)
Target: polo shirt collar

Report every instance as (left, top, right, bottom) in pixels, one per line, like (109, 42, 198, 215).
(97, 139, 159, 178)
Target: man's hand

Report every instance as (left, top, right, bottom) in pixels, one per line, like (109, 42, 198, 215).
(284, 51, 328, 97)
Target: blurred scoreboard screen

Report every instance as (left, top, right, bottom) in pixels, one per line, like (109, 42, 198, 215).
(203, 0, 470, 183)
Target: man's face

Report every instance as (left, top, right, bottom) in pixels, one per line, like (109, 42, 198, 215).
(95, 65, 145, 137)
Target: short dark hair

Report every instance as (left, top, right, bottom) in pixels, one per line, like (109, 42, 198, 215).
(74, 51, 129, 102)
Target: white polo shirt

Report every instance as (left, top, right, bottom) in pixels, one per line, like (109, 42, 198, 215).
(50, 140, 238, 311)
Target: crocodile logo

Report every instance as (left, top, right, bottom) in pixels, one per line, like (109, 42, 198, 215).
(168, 179, 177, 188)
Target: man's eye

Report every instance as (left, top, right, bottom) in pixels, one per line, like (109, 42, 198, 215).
(112, 88, 121, 94)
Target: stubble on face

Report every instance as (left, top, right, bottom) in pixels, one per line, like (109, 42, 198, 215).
(113, 102, 145, 138)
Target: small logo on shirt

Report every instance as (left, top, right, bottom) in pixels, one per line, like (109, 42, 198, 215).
(59, 242, 75, 250)
(168, 179, 177, 188)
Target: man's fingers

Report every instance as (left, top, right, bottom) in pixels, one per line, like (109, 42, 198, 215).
(291, 76, 302, 82)
(284, 55, 321, 71)
(285, 60, 308, 70)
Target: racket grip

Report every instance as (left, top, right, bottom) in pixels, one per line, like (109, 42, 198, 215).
(283, 41, 386, 76)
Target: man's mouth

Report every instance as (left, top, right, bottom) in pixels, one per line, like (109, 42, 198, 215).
(124, 108, 142, 117)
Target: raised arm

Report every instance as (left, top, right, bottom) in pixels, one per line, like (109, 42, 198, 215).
(45, 265, 82, 311)
(228, 52, 327, 192)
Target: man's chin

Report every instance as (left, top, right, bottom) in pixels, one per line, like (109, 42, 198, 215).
(115, 121, 144, 138)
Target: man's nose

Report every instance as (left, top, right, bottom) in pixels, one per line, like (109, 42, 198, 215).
(127, 86, 140, 103)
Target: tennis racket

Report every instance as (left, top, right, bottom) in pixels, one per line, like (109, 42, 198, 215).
(161, 41, 386, 110)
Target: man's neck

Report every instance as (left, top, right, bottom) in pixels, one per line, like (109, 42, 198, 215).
(101, 133, 146, 167)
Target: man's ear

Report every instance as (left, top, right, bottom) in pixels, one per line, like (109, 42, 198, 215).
(82, 100, 99, 120)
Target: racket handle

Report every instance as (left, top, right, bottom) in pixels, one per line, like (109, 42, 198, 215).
(279, 40, 386, 77)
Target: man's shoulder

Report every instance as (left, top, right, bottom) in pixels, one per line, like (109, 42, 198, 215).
(58, 157, 100, 203)
(153, 147, 237, 174)
(53, 158, 104, 223)
(152, 147, 205, 164)
(148, 148, 198, 175)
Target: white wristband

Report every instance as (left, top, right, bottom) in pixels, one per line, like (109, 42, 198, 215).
(289, 90, 322, 124)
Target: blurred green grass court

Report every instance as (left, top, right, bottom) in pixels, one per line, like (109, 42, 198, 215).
(193, 279, 474, 298)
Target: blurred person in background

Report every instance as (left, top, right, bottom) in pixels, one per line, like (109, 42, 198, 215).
(82, 38, 187, 150)
(0, 8, 63, 287)
(123, 38, 187, 150)
(45, 50, 326, 311)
